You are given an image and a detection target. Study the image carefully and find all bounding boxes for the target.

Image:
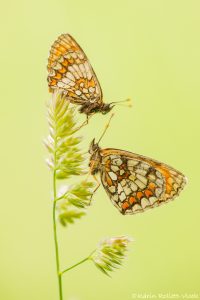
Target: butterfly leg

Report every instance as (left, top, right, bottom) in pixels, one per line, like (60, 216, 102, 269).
(74, 115, 93, 132)
(73, 119, 88, 132)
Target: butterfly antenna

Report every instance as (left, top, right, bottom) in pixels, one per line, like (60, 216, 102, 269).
(111, 98, 132, 108)
(97, 113, 114, 144)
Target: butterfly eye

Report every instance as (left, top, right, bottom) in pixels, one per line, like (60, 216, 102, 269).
(102, 111, 108, 115)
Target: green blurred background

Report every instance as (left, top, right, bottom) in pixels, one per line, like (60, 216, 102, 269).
(0, 0, 200, 299)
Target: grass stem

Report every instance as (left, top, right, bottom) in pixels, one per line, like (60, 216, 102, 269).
(53, 170, 63, 300)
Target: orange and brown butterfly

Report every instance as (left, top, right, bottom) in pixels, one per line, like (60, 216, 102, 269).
(89, 119, 187, 215)
(47, 34, 129, 117)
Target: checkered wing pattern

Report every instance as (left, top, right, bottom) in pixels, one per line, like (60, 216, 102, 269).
(47, 34, 102, 104)
(100, 149, 187, 215)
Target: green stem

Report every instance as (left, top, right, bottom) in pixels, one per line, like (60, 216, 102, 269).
(54, 191, 69, 202)
(61, 250, 96, 275)
(61, 257, 90, 275)
(53, 170, 63, 300)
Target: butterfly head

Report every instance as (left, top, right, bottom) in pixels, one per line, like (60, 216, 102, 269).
(89, 139, 101, 175)
(100, 103, 115, 115)
(89, 138, 100, 155)
(100, 98, 132, 114)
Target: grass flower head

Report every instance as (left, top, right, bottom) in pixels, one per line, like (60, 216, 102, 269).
(90, 236, 132, 276)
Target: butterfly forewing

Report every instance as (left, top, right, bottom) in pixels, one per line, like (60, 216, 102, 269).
(99, 149, 187, 215)
(47, 34, 102, 104)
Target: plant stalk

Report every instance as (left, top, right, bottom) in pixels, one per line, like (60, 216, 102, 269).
(61, 257, 89, 275)
(53, 170, 63, 300)
(61, 250, 96, 275)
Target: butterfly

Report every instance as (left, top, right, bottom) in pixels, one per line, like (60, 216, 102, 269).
(89, 128, 187, 215)
(47, 34, 129, 117)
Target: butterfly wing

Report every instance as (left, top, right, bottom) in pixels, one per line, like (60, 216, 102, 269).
(47, 34, 102, 104)
(100, 149, 187, 215)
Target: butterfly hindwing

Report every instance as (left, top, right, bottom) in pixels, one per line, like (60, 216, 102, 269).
(47, 34, 102, 104)
(100, 149, 187, 215)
